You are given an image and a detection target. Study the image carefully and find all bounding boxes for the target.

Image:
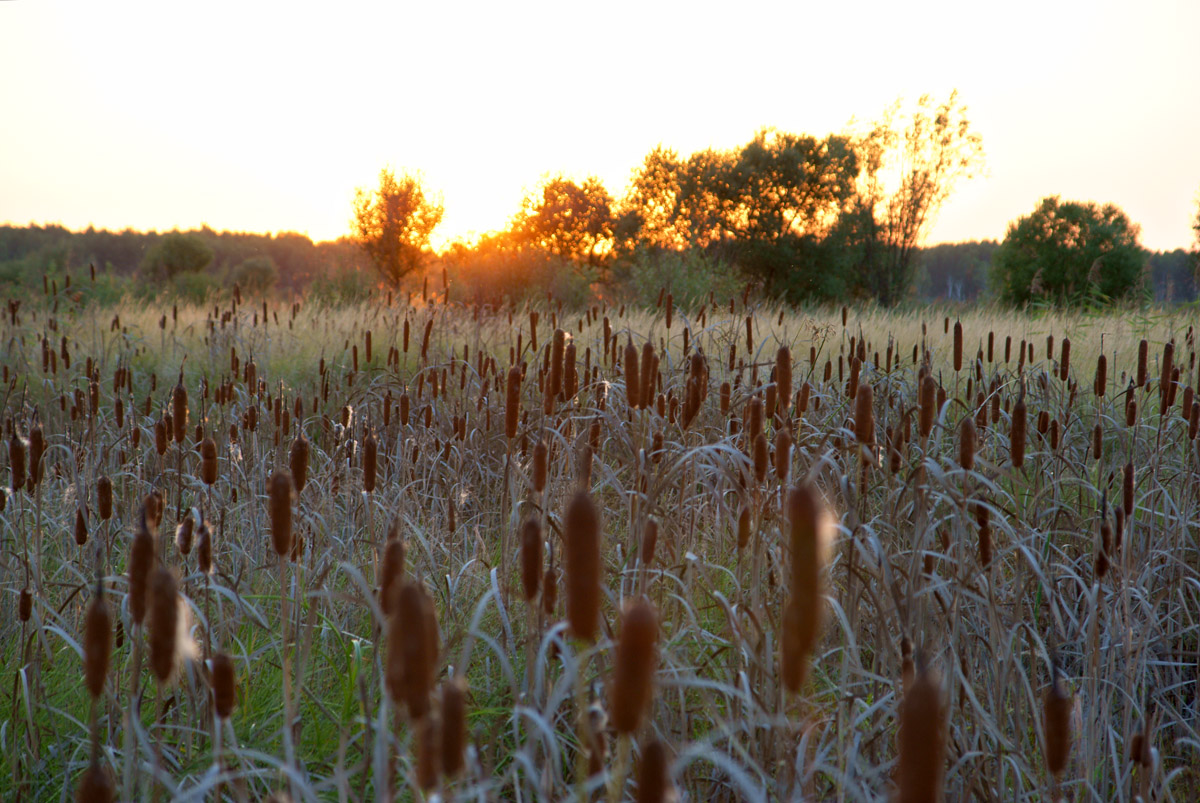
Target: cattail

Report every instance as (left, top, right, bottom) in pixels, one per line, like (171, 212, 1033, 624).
(388, 582, 439, 718)
(83, 583, 112, 699)
(1160, 341, 1175, 412)
(268, 471, 294, 557)
(289, 435, 310, 494)
(96, 476, 113, 520)
(1092, 422, 1102, 460)
(532, 438, 548, 492)
(896, 665, 945, 803)
(781, 482, 830, 692)
(775, 346, 792, 415)
(563, 489, 601, 642)
(9, 432, 26, 492)
(210, 652, 236, 720)
(147, 566, 180, 684)
(736, 504, 751, 551)
(1043, 669, 1073, 779)
(1094, 354, 1107, 397)
(415, 712, 440, 790)
(27, 425, 44, 488)
(959, 416, 977, 472)
(610, 597, 659, 734)
(975, 499, 992, 568)
(154, 418, 168, 456)
(75, 761, 115, 803)
(774, 428, 792, 483)
(1136, 338, 1149, 386)
(636, 739, 671, 803)
(505, 365, 521, 439)
(1059, 337, 1071, 381)
(641, 518, 659, 566)
(952, 321, 963, 372)
(752, 433, 769, 482)
(1010, 390, 1027, 469)
(919, 374, 936, 438)
(521, 517, 542, 601)
(745, 397, 763, 444)
(196, 436, 218, 486)
(548, 328, 566, 399)
(543, 564, 557, 616)
(128, 506, 156, 626)
(624, 340, 640, 410)
(639, 342, 657, 410)
(175, 511, 195, 555)
(363, 431, 378, 493)
(172, 377, 188, 444)
(380, 534, 407, 615)
(441, 677, 467, 778)
(18, 587, 32, 621)
(75, 507, 89, 546)
(854, 383, 875, 448)
(196, 516, 213, 575)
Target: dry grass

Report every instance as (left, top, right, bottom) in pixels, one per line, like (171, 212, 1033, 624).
(1, 291, 1198, 801)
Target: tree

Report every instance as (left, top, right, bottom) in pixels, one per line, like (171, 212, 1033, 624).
(232, 255, 279, 294)
(991, 196, 1145, 305)
(140, 232, 214, 281)
(510, 176, 616, 266)
(351, 169, 444, 286)
(849, 91, 985, 304)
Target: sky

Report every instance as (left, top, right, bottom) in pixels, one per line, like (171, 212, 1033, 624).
(2, 0, 1198, 251)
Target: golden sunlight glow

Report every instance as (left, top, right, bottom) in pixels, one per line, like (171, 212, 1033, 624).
(1, 0, 1198, 250)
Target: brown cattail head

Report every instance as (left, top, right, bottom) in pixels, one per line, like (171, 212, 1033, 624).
(441, 677, 468, 778)
(289, 434, 310, 495)
(172, 378, 188, 444)
(415, 711, 440, 791)
(1043, 668, 1073, 778)
(752, 432, 769, 483)
(380, 536, 407, 615)
(624, 340, 641, 410)
(75, 507, 89, 546)
(782, 482, 831, 692)
(919, 374, 937, 438)
(521, 516, 542, 602)
(774, 428, 792, 483)
(96, 475, 113, 521)
(75, 761, 115, 803)
(18, 587, 32, 622)
(548, 328, 566, 399)
(532, 437, 548, 493)
(388, 582, 439, 718)
(211, 652, 236, 720)
(199, 437, 218, 486)
(775, 346, 793, 415)
(83, 582, 112, 699)
(854, 382, 875, 448)
(1094, 354, 1107, 397)
(563, 489, 601, 643)
(505, 365, 522, 440)
(958, 416, 977, 472)
(610, 597, 659, 734)
(196, 516, 213, 575)
(736, 504, 752, 551)
(154, 418, 168, 456)
(639, 343, 657, 410)
(1059, 337, 1071, 381)
(174, 510, 195, 556)
(9, 432, 26, 492)
(28, 425, 44, 488)
(1011, 389, 1027, 469)
(147, 566, 181, 684)
(952, 321, 963, 372)
(268, 471, 294, 557)
(128, 505, 156, 626)
(896, 664, 946, 803)
(363, 430, 378, 493)
(636, 739, 672, 803)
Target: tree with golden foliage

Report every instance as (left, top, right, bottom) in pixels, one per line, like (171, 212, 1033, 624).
(350, 168, 444, 286)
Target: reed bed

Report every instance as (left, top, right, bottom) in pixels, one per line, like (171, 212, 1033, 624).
(0, 289, 1198, 801)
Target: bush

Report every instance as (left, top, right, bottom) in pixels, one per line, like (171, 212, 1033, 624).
(232, 256, 279, 295)
(141, 233, 214, 281)
(620, 248, 743, 311)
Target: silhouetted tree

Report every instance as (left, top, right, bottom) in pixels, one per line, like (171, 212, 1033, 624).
(351, 168, 444, 286)
(991, 196, 1144, 305)
(140, 232, 214, 280)
(511, 176, 615, 266)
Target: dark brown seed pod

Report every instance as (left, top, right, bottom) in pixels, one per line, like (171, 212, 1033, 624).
(896, 665, 945, 803)
(154, 419, 168, 456)
(1160, 341, 1175, 412)
(959, 416, 977, 472)
(624, 340, 640, 411)
(610, 597, 659, 734)
(390, 582, 439, 719)
(563, 489, 601, 643)
(641, 518, 659, 566)
(745, 397, 763, 445)
(975, 499, 992, 568)
(639, 342, 656, 411)
(505, 366, 522, 440)
(1043, 670, 1073, 778)
(736, 504, 752, 551)
(288, 435, 310, 495)
(1092, 421, 1103, 460)
(28, 425, 44, 488)
(636, 739, 671, 803)
(415, 711, 440, 791)
(175, 511, 195, 555)
(211, 652, 236, 720)
(752, 432, 769, 483)
(775, 346, 792, 415)
(854, 383, 875, 447)
(952, 321, 963, 372)
(379, 535, 407, 616)
(1010, 390, 1027, 469)
(268, 471, 294, 558)
(83, 585, 112, 699)
(75, 761, 115, 803)
(1094, 354, 1107, 397)
(96, 475, 113, 520)
(18, 587, 32, 622)
(441, 677, 467, 778)
(548, 328, 566, 399)
(363, 431, 378, 493)
(199, 437, 217, 486)
(75, 508, 89, 546)
(196, 517, 213, 575)
(774, 428, 792, 483)
(919, 374, 937, 438)
(542, 565, 557, 616)
(9, 432, 26, 492)
(147, 566, 180, 684)
(532, 438, 548, 493)
(1059, 337, 1071, 382)
(128, 508, 156, 627)
(520, 517, 542, 602)
(781, 482, 829, 693)
(172, 378, 188, 444)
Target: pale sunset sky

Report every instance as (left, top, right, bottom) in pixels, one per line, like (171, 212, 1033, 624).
(2, 0, 1198, 251)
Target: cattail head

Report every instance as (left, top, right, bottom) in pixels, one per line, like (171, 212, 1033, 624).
(775, 346, 793, 415)
(505, 365, 522, 439)
(128, 505, 156, 626)
(636, 739, 672, 803)
(736, 504, 752, 551)
(363, 430, 378, 493)
(75, 761, 115, 803)
(27, 425, 44, 488)
(415, 711, 441, 791)
(388, 582, 439, 719)
(18, 586, 32, 622)
(75, 507, 89, 546)
(1043, 668, 1073, 779)
(199, 437, 218, 486)
(174, 510, 195, 555)
(752, 432, 769, 483)
(896, 663, 945, 802)
(380, 534, 407, 616)
(782, 482, 832, 692)
(268, 471, 294, 557)
(1094, 354, 1107, 397)
(1010, 389, 1027, 469)
(441, 677, 467, 778)
(774, 428, 792, 483)
(147, 566, 184, 684)
(952, 321, 963, 372)
(9, 432, 26, 492)
(211, 652, 236, 720)
(640, 518, 659, 566)
(610, 597, 659, 734)
(172, 377, 188, 444)
(958, 416, 977, 472)
(521, 516, 542, 602)
(919, 374, 937, 438)
(96, 475, 113, 521)
(1059, 337, 1071, 381)
(154, 418, 168, 456)
(289, 434, 310, 495)
(639, 342, 657, 410)
(564, 489, 601, 643)
(83, 581, 112, 699)
(548, 328, 566, 399)
(196, 515, 213, 575)
(854, 382, 875, 448)
(624, 340, 640, 410)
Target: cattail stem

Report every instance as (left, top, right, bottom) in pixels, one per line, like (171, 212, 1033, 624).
(606, 733, 631, 803)
(279, 555, 297, 797)
(123, 631, 142, 801)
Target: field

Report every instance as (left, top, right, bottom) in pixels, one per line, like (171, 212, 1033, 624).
(1, 291, 1198, 802)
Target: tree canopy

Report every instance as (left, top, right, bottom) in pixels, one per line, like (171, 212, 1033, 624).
(351, 169, 444, 286)
(991, 196, 1145, 305)
(140, 232, 214, 280)
(510, 176, 615, 266)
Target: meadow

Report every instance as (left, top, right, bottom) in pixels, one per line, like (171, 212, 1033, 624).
(1, 288, 1198, 802)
